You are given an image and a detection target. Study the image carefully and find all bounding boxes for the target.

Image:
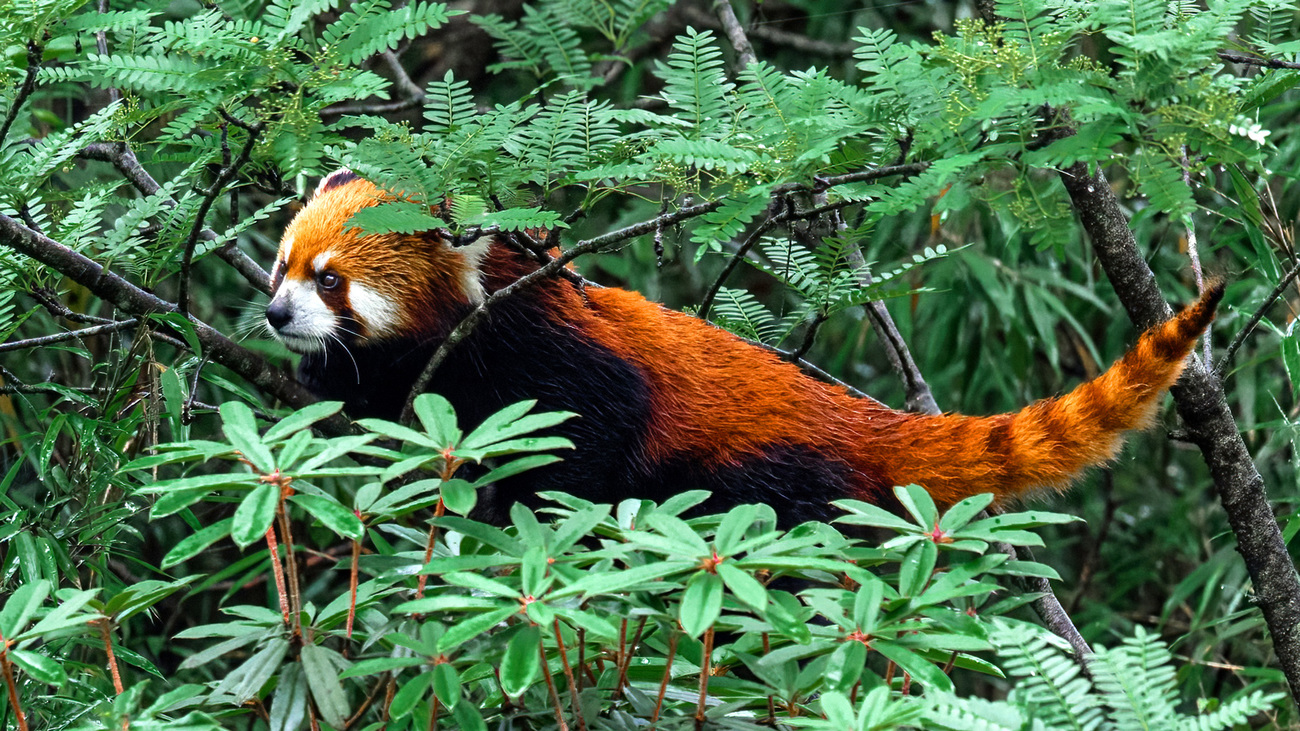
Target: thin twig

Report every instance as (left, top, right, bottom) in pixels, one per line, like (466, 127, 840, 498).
(95, 0, 121, 104)
(275, 496, 303, 635)
(540, 636, 569, 731)
(346, 536, 362, 640)
(694, 627, 714, 727)
(321, 97, 425, 117)
(0, 43, 41, 147)
(178, 114, 264, 316)
(1216, 256, 1300, 377)
(615, 617, 647, 700)
(381, 50, 425, 102)
(0, 319, 138, 354)
(698, 219, 778, 319)
(699, 164, 930, 319)
(789, 311, 828, 362)
(1218, 50, 1300, 70)
(265, 526, 292, 626)
(29, 287, 115, 324)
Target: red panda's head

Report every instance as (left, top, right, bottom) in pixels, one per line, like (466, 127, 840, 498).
(265, 170, 491, 353)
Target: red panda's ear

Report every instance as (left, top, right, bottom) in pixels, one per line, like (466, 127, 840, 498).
(314, 168, 360, 199)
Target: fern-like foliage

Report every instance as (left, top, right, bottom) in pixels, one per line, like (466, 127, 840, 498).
(925, 622, 1288, 731)
(991, 622, 1106, 728)
(653, 28, 734, 138)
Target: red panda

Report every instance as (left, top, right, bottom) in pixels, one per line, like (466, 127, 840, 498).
(265, 169, 1223, 524)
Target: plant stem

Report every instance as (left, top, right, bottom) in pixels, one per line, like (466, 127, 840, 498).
(346, 536, 361, 641)
(540, 634, 569, 731)
(276, 501, 302, 635)
(98, 618, 125, 694)
(652, 632, 677, 725)
(694, 627, 714, 727)
(0, 637, 29, 731)
(415, 498, 445, 600)
(553, 620, 587, 731)
(265, 526, 291, 625)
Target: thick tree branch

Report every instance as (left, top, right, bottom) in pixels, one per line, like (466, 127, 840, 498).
(0, 213, 325, 419)
(1053, 138, 1300, 704)
(79, 141, 272, 294)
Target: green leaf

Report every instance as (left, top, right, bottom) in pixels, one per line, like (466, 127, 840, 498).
(412, 393, 460, 447)
(269, 661, 308, 731)
(834, 499, 920, 532)
(290, 494, 364, 539)
(346, 201, 447, 236)
(162, 518, 234, 568)
(301, 644, 350, 728)
(220, 401, 275, 473)
(716, 562, 766, 614)
(680, 571, 723, 638)
(232, 482, 279, 549)
(644, 512, 710, 556)
(824, 640, 866, 693)
(873, 639, 953, 692)
(10, 649, 66, 686)
(263, 402, 345, 443)
(500, 625, 542, 698)
(389, 671, 434, 719)
(713, 504, 758, 556)
(1, 581, 50, 637)
(439, 479, 476, 516)
(432, 663, 461, 709)
(895, 484, 939, 529)
(939, 493, 995, 532)
(437, 606, 518, 653)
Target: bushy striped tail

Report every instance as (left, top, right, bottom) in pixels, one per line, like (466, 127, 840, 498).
(883, 284, 1224, 506)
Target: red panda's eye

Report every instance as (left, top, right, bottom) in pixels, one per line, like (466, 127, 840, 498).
(318, 272, 341, 290)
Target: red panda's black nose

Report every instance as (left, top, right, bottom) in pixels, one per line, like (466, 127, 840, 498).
(266, 299, 292, 330)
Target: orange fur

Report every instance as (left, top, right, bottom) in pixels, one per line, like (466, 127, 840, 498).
(484, 251, 1221, 507)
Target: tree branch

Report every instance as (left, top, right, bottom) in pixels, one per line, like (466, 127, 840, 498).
(0, 319, 139, 354)
(1218, 50, 1300, 70)
(713, 0, 756, 68)
(79, 141, 272, 294)
(1051, 129, 1300, 704)
(0, 213, 326, 420)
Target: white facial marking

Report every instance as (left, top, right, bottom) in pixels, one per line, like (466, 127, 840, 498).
(458, 235, 492, 305)
(312, 250, 334, 274)
(267, 278, 336, 353)
(349, 283, 401, 338)
(280, 236, 294, 267)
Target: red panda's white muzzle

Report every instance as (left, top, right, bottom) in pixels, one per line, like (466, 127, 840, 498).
(265, 276, 339, 354)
